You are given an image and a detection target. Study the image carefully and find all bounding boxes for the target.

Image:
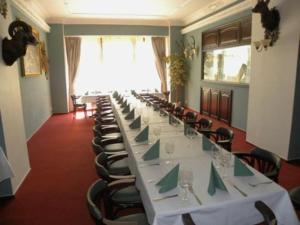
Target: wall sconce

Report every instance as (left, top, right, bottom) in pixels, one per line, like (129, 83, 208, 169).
(253, 39, 271, 52)
(184, 36, 199, 59)
(0, 0, 7, 18)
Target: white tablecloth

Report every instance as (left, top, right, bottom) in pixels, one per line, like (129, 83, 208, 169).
(113, 96, 299, 225)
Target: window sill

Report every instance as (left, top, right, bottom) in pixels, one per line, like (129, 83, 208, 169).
(201, 80, 249, 88)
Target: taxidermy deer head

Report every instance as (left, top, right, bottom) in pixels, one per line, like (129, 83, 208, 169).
(2, 20, 38, 66)
(252, 0, 280, 46)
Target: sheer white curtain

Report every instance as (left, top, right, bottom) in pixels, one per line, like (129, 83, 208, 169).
(74, 36, 160, 94)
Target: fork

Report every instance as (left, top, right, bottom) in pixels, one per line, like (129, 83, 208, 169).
(248, 181, 273, 187)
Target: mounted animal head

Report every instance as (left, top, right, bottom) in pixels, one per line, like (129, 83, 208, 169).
(2, 20, 38, 66)
(252, 0, 280, 45)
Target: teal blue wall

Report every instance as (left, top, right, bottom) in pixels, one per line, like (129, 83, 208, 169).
(13, 9, 52, 139)
(47, 24, 69, 113)
(183, 10, 251, 130)
(64, 24, 168, 36)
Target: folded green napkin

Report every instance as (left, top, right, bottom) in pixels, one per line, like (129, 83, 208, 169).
(113, 91, 118, 98)
(122, 104, 130, 114)
(120, 100, 127, 108)
(118, 97, 123, 104)
(156, 164, 179, 193)
(208, 162, 228, 196)
(125, 109, 135, 120)
(129, 116, 141, 129)
(202, 136, 213, 151)
(135, 126, 149, 142)
(234, 157, 254, 176)
(142, 140, 160, 161)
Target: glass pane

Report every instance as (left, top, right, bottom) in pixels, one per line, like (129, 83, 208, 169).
(203, 45, 251, 84)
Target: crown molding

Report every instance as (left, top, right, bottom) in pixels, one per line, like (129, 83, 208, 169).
(181, 0, 252, 34)
(10, 0, 50, 32)
(47, 17, 183, 27)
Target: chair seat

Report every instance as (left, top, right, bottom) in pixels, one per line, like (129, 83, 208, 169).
(102, 132, 122, 140)
(289, 186, 300, 208)
(116, 213, 149, 225)
(108, 158, 130, 175)
(112, 186, 141, 204)
(105, 143, 125, 152)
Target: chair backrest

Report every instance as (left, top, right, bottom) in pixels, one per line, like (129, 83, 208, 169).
(174, 106, 185, 119)
(215, 127, 234, 151)
(181, 213, 196, 225)
(92, 137, 105, 155)
(255, 201, 277, 225)
(185, 112, 197, 123)
(198, 118, 213, 129)
(250, 148, 281, 182)
(95, 153, 111, 181)
(71, 95, 77, 105)
(86, 179, 107, 225)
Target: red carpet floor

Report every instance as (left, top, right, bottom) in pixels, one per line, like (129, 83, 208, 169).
(0, 112, 97, 225)
(0, 111, 299, 224)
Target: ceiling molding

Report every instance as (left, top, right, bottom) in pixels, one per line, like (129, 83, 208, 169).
(11, 0, 51, 32)
(181, 0, 252, 34)
(47, 17, 183, 27)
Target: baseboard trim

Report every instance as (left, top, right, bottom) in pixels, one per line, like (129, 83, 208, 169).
(27, 114, 52, 141)
(12, 167, 31, 195)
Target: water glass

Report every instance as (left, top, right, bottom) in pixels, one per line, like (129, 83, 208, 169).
(153, 126, 161, 140)
(211, 145, 221, 169)
(186, 127, 196, 139)
(165, 141, 175, 164)
(221, 152, 231, 178)
(179, 169, 193, 200)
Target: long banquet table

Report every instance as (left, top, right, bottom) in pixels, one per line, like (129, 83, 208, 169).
(112, 95, 299, 225)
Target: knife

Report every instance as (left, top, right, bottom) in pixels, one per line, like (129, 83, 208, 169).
(153, 194, 178, 201)
(228, 180, 247, 197)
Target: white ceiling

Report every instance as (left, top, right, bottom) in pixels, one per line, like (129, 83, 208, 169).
(22, 0, 242, 26)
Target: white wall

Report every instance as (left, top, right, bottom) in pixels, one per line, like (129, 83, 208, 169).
(247, 0, 300, 160)
(0, 1, 31, 194)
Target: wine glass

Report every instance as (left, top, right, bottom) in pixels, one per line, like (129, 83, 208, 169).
(211, 145, 221, 169)
(153, 126, 161, 141)
(186, 126, 195, 140)
(221, 152, 231, 178)
(142, 115, 149, 125)
(165, 141, 175, 164)
(179, 169, 193, 200)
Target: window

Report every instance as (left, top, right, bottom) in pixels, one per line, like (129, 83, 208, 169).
(74, 36, 161, 95)
(203, 45, 251, 84)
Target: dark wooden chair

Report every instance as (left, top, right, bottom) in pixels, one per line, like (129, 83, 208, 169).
(289, 186, 300, 209)
(71, 95, 87, 116)
(255, 201, 277, 225)
(86, 179, 148, 223)
(182, 112, 198, 127)
(233, 147, 281, 183)
(208, 127, 234, 151)
(174, 106, 185, 120)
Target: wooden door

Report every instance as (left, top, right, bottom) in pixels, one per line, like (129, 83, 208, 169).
(219, 90, 232, 125)
(210, 89, 220, 119)
(200, 87, 211, 115)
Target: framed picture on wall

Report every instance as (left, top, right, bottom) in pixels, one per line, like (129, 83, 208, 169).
(21, 28, 42, 77)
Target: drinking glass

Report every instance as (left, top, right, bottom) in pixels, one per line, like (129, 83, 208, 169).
(143, 115, 149, 125)
(221, 152, 231, 178)
(186, 127, 196, 140)
(179, 169, 193, 200)
(153, 126, 161, 140)
(165, 142, 175, 164)
(212, 145, 221, 169)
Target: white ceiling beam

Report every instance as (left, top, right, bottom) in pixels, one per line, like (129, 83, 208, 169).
(11, 0, 51, 32)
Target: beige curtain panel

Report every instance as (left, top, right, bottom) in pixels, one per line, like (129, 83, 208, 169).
(151, 37, 167, 93)
(65, 37, 81, 111)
